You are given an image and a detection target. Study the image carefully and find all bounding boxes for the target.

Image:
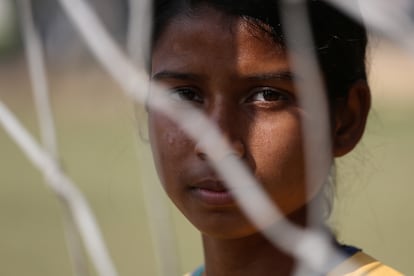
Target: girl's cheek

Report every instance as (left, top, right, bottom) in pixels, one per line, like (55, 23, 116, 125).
(149, 112, 192, 164)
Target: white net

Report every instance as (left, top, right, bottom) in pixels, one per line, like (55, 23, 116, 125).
(0, 0, 413, 275)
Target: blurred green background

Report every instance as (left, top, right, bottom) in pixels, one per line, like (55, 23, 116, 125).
(1, 1, 414, 275)
(0, 62, 204, 275)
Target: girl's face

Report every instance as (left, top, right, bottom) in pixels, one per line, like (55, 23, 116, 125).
(148, 7, 326, 238)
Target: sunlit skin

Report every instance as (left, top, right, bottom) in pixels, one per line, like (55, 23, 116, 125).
(148, 6, 370, 276)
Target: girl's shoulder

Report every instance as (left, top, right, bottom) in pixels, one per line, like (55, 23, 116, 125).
(328, 251, 404, 276)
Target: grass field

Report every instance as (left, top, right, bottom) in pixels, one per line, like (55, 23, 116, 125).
(1, 40, 414, 275)
(0, 61, 204, 276)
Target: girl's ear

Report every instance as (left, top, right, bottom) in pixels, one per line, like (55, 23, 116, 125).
(333, 80, 371, 157)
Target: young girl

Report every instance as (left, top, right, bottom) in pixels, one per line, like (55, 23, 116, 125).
(146, 0, 403, 275)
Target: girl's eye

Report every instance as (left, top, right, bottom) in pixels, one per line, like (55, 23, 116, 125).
(170, 87, 203, 103)
(246, 87, 290, 103)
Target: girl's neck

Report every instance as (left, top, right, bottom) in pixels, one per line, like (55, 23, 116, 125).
(202, 232, 295, 276)
(201, 206, 312, 276)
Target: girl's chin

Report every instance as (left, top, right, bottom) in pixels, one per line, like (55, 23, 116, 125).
(188, 213, 259, 240)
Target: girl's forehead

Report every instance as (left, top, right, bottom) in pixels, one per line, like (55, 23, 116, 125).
(154, 5, 284, 50)
(155, 6, 243, 48)
(151, 6, 287, 76)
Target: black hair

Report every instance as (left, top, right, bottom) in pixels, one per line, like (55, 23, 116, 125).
(151, 0, 368, 102)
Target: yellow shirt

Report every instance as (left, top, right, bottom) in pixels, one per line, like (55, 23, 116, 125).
(328, 251, 403, 276)
(185, 251, 404, 275)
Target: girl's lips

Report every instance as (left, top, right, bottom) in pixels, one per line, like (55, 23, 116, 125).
(190, 180, 235, 206)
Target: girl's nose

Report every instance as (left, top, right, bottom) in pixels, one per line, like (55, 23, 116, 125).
(194, 97, 246, 160)
(194, 138, 245, 161)
(194, 112, 245, 161)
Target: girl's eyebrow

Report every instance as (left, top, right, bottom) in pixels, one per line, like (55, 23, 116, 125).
(151, 71, 201, 81)
(151, 70, 297, 82)
(244, 71, 296, 82)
